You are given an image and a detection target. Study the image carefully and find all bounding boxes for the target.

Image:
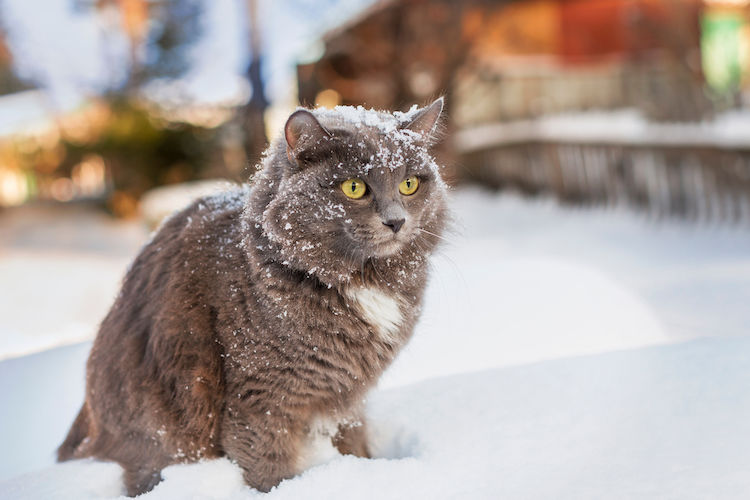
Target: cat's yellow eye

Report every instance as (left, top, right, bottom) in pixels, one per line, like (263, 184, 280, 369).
(341, 178, 366, 199)
(399, 176, 419, 196)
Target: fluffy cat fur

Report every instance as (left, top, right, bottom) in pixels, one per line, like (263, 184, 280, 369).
(58, 98, 448, 495)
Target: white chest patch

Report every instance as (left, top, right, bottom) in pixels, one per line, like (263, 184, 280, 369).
(295, 417, 340, 473)
(348, 287, 403, 343)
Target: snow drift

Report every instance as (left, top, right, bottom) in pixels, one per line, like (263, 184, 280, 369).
(2, 189, 749, 498)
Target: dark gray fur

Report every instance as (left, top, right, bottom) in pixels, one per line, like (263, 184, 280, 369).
(58, 99, 448, 495)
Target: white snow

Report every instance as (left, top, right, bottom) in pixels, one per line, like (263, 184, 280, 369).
(455, 108, 750, 152)
(315, 105, 420, 134)
(295, 417, 342, 474)
(0, 253, 132, 360)
(0, 203, 147, 360)
(2, 337, 750, 499)
(1, 188, 749, 498)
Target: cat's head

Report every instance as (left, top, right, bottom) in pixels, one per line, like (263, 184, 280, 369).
(260, 98, 448, 283)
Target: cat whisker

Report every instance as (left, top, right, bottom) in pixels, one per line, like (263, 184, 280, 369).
(360, 255, 368, 283)
(413, 238, 430, 257)
(417, 227, 453, 245)
(369, 258, 387, 284)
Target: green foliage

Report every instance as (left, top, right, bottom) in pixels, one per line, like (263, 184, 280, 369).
(61, 99, 220, 198)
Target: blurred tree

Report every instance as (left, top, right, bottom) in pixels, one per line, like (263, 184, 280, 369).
(59, 0, 221, 214)
(132, 0, 203, 88)
(59, 98, 216, 216)
(0, 17, 33, 95)
(78, 0, 204, 92)
(238, 0, 269, 170)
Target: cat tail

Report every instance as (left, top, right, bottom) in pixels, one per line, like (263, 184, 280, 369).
(57, 403, 90, 461)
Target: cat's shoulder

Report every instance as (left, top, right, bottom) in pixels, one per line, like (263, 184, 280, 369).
(155, 185, 248, 233)
(137, 185, 250, 261)
(185, 185, 250, 223)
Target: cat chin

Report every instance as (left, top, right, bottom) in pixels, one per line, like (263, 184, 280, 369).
(369, 237, 407, 258)
(343, 230, 407, 260)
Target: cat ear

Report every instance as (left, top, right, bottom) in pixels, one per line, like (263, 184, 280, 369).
(402, 97, 444, 142)
(285, 110, 332, 165)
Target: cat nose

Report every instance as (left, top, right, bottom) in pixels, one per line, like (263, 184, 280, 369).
(383, 218, 405, 233)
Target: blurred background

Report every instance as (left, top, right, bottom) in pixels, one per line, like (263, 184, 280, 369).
(1, 0, 749, 365)
(2, 0, 750, 215)
(2, 0, 750, 488)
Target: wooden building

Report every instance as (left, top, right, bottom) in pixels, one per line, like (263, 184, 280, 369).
(298, 0, 750, 223)
(298, 0, 708, 121)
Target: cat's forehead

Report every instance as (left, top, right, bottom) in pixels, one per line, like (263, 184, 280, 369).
(360, 132, 422, 174)
(312, 106, 427, 177)
(321, 131, 423, 179)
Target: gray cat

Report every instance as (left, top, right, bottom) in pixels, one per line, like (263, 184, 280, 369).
(58, 98, 448, 495)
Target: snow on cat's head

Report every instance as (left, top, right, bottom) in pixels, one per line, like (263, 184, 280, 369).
(260, 98, 448, 284)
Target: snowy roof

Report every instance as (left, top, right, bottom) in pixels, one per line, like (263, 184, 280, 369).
(454, 109, 750, 152)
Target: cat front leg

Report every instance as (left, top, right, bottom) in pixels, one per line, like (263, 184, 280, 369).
(220, 409, 302, 493)
(333, 417, 370, 458)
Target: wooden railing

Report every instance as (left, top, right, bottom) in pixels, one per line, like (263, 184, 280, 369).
(454, 113, 750, 223)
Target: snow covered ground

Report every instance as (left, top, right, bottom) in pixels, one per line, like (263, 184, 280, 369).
(0, 203, 147, 360)
(1, 188, 749, 498)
